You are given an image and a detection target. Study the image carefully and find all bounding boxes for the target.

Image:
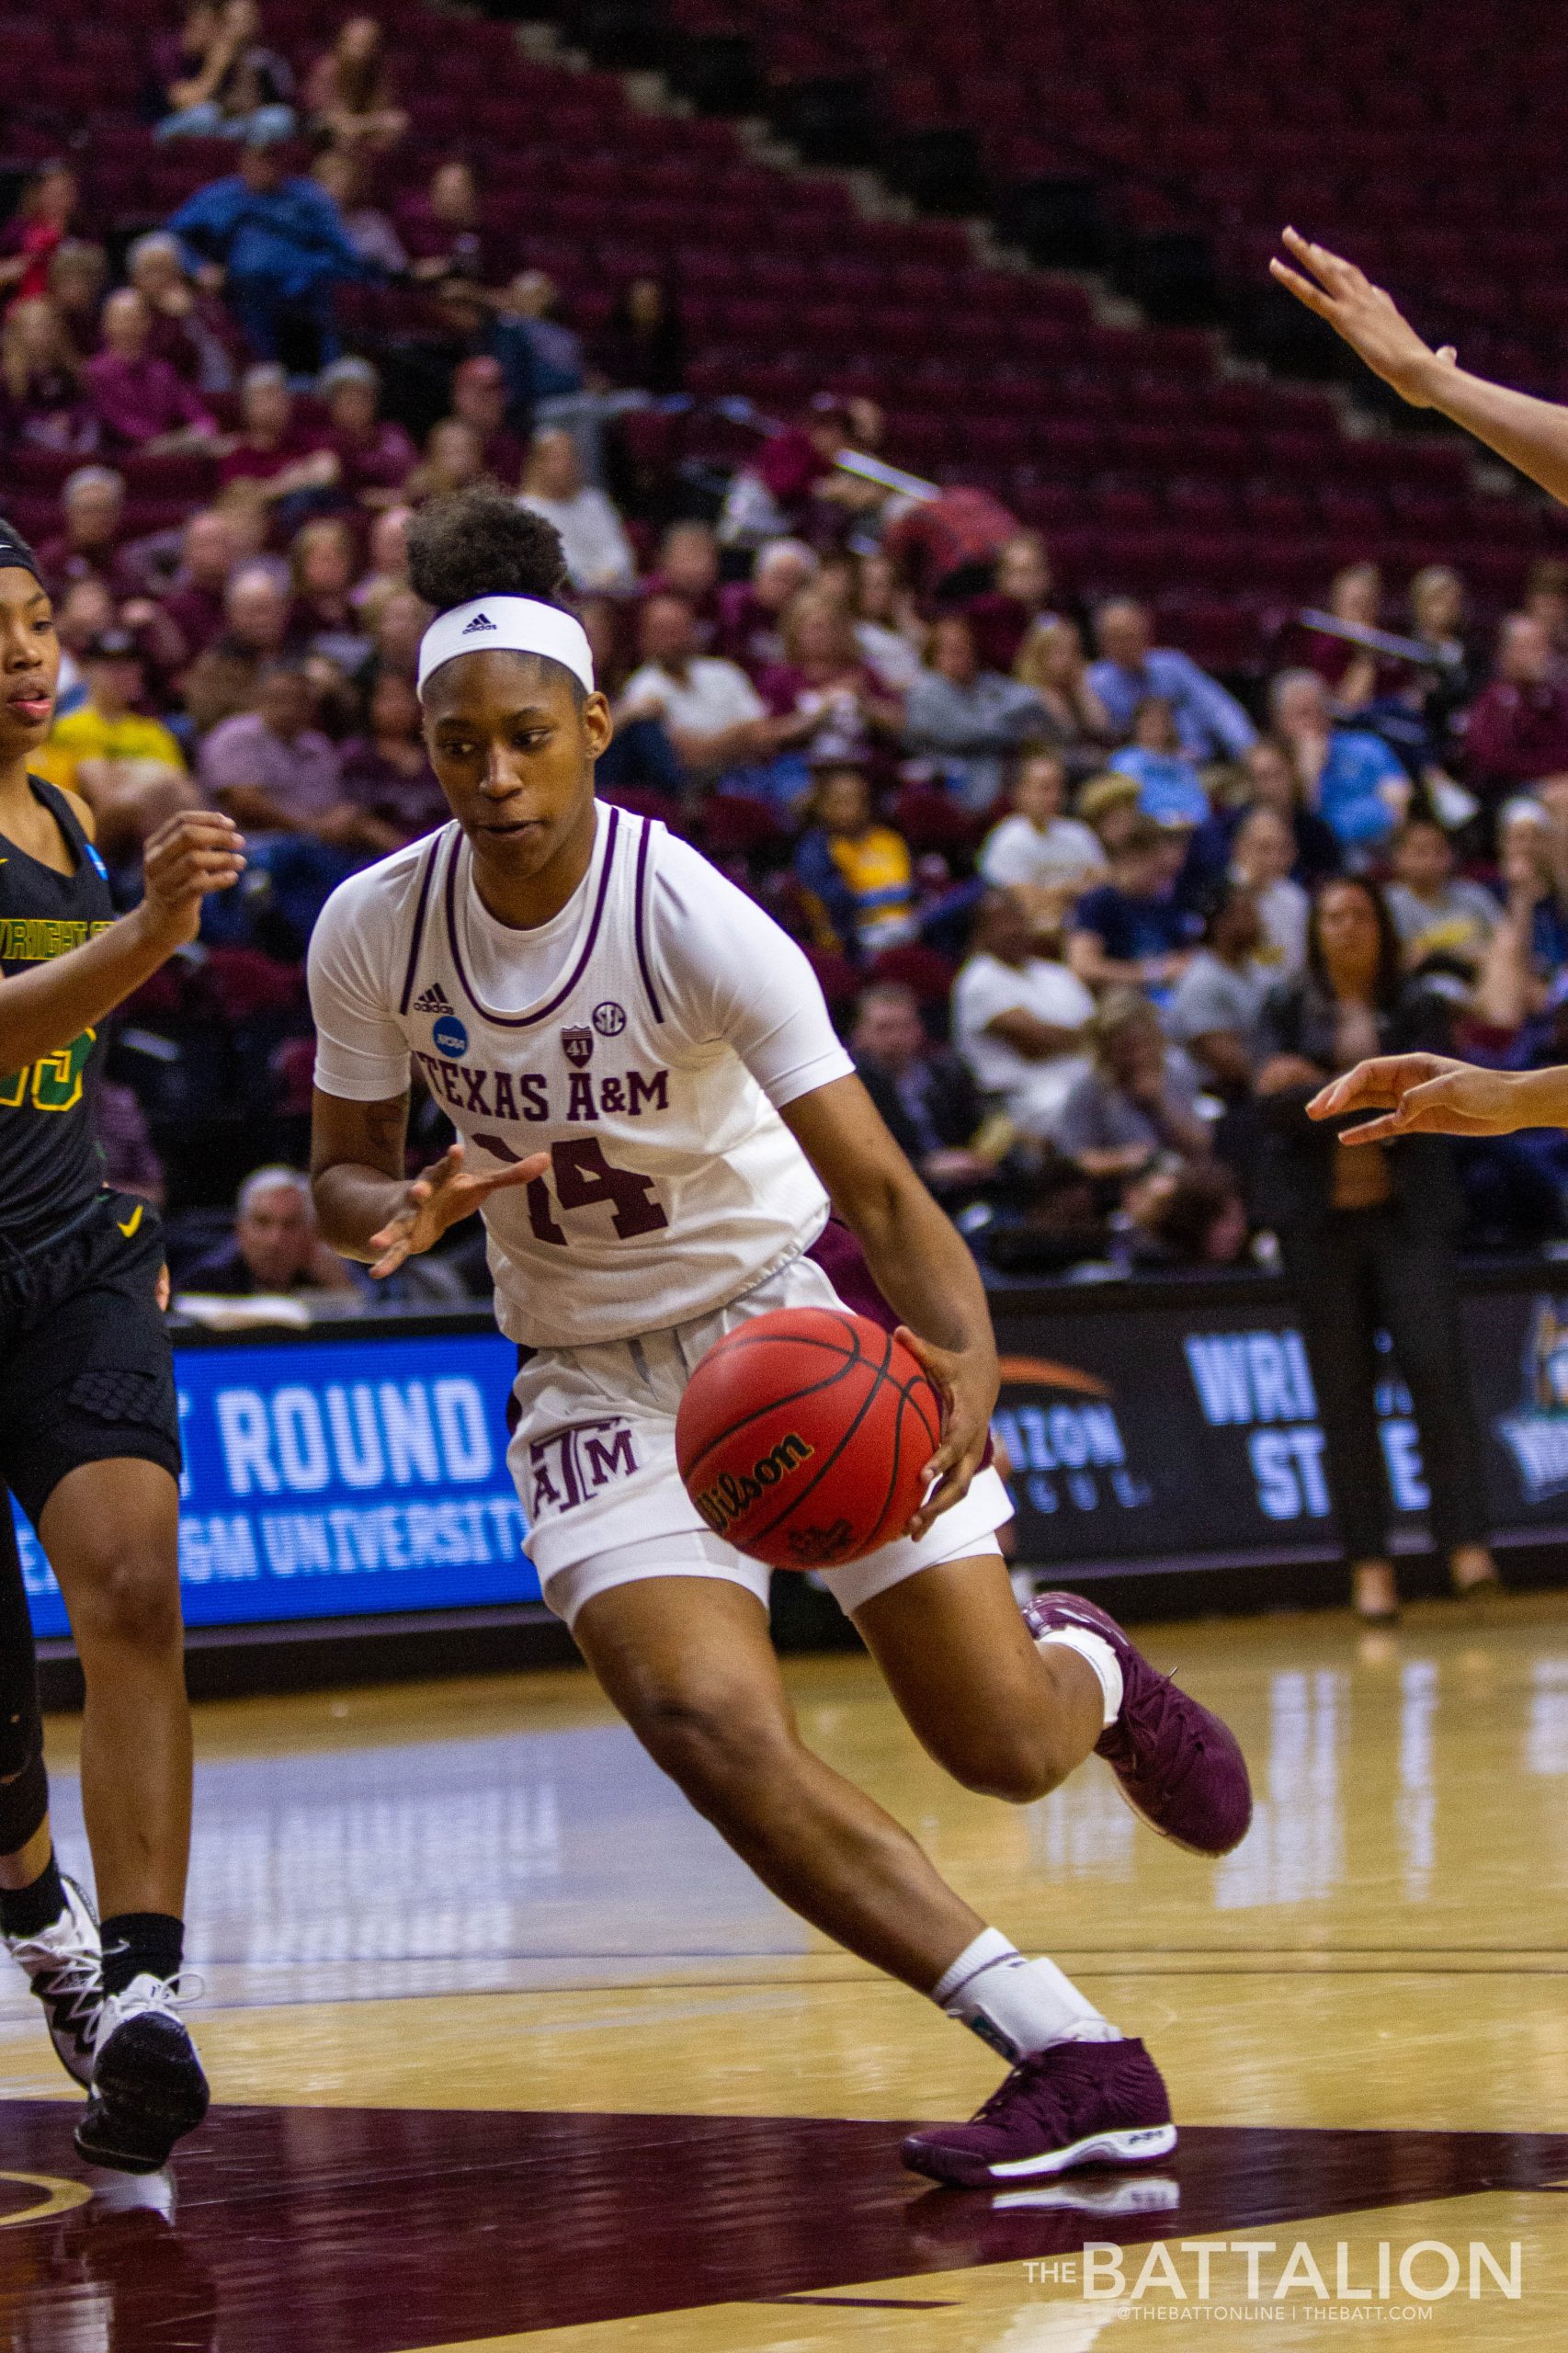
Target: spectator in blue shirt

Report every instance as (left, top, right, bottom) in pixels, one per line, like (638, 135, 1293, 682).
(1108, 696, 1210, 827)
(1067, 815, 1199, 1000)
(1269, 668, 1412, 858)
(166, 129, 369, 367)
(1088, 598, 1256, 763)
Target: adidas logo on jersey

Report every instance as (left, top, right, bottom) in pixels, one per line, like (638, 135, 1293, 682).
(413, 982, 453, 1013)
(460, 612, 497, 635)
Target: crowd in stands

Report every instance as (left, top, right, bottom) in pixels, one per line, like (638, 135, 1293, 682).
(9, 6, 1568, 1302)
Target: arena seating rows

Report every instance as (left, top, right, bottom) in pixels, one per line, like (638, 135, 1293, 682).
(4, 0, 1560, 665)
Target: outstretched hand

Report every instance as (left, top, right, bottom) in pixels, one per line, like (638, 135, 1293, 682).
(141, 809, 246, 946)
(894, 1323, 997, 1541)
(368, 1139, 550, 1278)
(1268, 228, 1458, 408)
(1307, 1053, 1525, 1142)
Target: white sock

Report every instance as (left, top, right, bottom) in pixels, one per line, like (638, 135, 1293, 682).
(932, 1927, 1122, 2058)
(1036, 1626, 1123, 1730)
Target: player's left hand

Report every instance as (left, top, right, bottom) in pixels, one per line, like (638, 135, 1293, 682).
(1268, 228, 1458, 407)
(894, 1324, 998, 1540)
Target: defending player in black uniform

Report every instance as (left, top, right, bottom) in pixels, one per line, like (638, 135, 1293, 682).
(0, 520, 244, 2170)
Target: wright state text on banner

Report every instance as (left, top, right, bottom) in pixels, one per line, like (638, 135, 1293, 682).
(13, 1328, 540, 1635)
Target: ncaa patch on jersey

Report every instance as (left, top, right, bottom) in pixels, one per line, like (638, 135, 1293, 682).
(432, 1014, 469, 1059)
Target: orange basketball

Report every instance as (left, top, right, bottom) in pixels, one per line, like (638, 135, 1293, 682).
(675, 1307, 944, 1569)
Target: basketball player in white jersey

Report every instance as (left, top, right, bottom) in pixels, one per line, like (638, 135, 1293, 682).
(305, 489, 1252, 2186)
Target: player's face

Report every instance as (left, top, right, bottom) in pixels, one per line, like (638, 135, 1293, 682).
(0, 567, 59, 762)
(423, 649, 613, 889)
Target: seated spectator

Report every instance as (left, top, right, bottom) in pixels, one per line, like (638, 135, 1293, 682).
(221, 362, 340, 508)
(759, 591, 903, 771)
(847, 550, 924, 690)
(0, 296, 97, 455)
(319, 356, 415, 506)
(159, 507, 241, 663)
(1473, 801, 1568, 1031)
(850, 983, 993, 1191)
(1057, 991, 1210, 1180)
(1230, 805, 1310, 977)
(1013, 616, 1113, 775)
(1384, 814, 1498, 974)
(1268, 668, 1411, 856)
(1088, 597, 1256, 762)
(1108, 695, 1210, 827)
(1068, 816, 1197, 995)
(310, 150, 408, 278)
(0, 163, 78, 308)
(126, 233, 242, 392)
(903, 613, 1047, 813)
(492, 270, 585, 412)
(518, 428, 636, 593)
(450, 356, 525, 486)
(717, 540, 818, 674)
(1521, 557, 1568, 675)
(51, 579, 115, 719)
(217, 561, 293, 697)
(47, 243, 108, 363)
(289, 518, 370, 669)
(366, 585, 430, 684)
(154, 0, 297, 142)
(180, 1166, 356, 1296)
(966, 530, 1058, 673)
(97, 1080, 167, 1211)
(1305, 561, 1401, 710)
(951, 887, 1096, 1141)
(84, 290, 218, 454)
(1235, 734, 1343, 885)
(794, 763, 917, 961)
(36, 466, 139, 601)
(199, 660, 343, 831)
(979, 751, 1107, 933)
(1465, 613, 1568, 810)
(1164, 881, 1268, 1099)
(351, 504, 412, 617)
(1126, 1160, 1251, 1269)
(1408, 563, 1481, 754)
(646, 520, 722, 645)
(38, 628, 194, 858)
(405, 161, 498, 292)
(305, 17, 407, 155)
(1076, 769, 1143, 861)
(406, 416, 488, 506)
(620, 594, 774, 785)
(596, 275, 686, 397)
(338, 667, 446, 847)
(168, 129, 365, 368)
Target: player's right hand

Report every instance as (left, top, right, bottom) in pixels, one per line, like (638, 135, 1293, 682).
(1308, 1052, 1521, 1141)
(140, 809, 246, 945)
(368, 1140, 551, 1278)
(1268, 229, 1459, 408)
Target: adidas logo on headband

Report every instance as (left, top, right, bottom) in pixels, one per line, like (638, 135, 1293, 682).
(417, 594, 597, 698)
(460, 612, 496, 634)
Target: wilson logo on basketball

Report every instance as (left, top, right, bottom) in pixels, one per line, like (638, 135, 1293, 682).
(691, 1433, 815, 1539)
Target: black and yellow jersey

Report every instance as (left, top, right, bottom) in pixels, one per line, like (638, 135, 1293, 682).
(0, 778, 115, 1248)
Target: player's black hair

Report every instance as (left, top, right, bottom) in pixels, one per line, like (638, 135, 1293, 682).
(407, 486, 569, 615)
(0, 518, 45, 589)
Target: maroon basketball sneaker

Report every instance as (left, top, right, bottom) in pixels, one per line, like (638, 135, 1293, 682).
(1024, 1591, 1252, 1857)
(902, 2037, 1176, 2187)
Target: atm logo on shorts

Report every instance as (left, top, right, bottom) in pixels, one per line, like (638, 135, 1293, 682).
(691, 1433, 813, 1540)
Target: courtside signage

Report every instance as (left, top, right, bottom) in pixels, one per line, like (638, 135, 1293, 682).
(13, 1329, 540, 1634)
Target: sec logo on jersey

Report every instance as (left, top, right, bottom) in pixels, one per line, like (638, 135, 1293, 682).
(593, 1000, 627, 1037)
(432, 1014, 469, 1059)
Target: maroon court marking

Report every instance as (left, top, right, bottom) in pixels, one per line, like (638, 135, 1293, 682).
(1, 2104, 1565, 2350)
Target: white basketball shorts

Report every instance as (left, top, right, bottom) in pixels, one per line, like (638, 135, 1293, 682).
(506, 1250, 1013, 1630)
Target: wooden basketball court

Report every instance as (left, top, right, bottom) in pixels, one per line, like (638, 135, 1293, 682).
(4, 1594, 1567, 2347)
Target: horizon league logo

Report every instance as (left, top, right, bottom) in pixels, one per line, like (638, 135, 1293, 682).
(1495, 1298, 1568, 1502)
(990, 1358, 1152, 1519)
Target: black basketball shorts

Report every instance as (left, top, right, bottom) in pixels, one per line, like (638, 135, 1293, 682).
(0, 1192, 182, 1530)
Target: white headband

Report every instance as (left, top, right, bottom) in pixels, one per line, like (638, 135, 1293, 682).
(415, 595, 596, 700)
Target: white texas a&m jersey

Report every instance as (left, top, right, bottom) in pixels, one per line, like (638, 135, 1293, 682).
(308, 802, 854, 1347)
